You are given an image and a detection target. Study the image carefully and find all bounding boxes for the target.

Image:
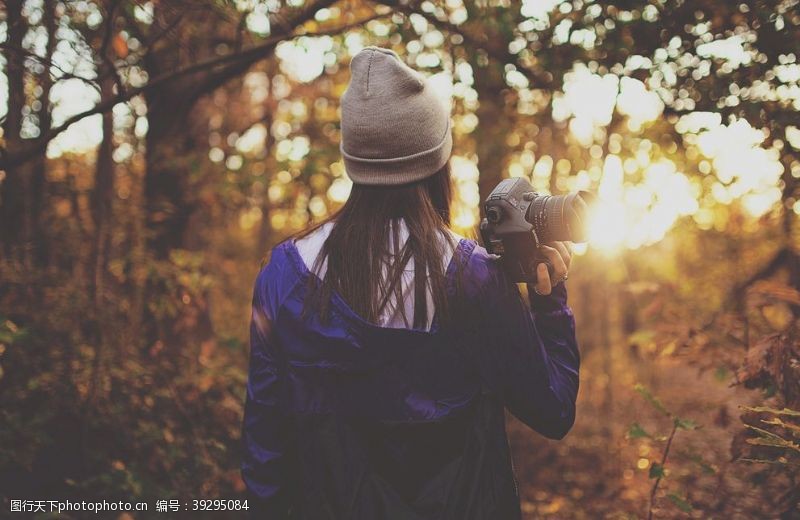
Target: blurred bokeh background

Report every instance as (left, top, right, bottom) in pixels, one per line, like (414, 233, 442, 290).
(1, 0, 799, 518)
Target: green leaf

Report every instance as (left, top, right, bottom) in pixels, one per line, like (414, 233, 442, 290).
(739, 457, 795, 466)
(628, 329, 656, 346)
(762, 417, 800, 438)
(0, 318, 27, 344)
(745, 424, 795, 442)
(682, 451, 716, 474)
(648, 462, 664, 479)
(713, 366, 729, 382)
(746, 437, 800, 452)
(742, 406, 800, 417)
(744, 424, 800, 452)
(667, 493, 693, 513)
(674, 417, 698, 430)
(634, 384, 670, 416)
(628, 422, 652, 439)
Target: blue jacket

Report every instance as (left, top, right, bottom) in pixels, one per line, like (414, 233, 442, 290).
(241, 238, 580, 519)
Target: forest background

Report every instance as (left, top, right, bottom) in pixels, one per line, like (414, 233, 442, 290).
(1, 0, 799, 518)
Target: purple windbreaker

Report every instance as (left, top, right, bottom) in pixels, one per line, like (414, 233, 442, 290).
(241, 238, 580, 519)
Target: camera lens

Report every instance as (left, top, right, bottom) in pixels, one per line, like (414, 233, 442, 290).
(526, 191, 594, 242)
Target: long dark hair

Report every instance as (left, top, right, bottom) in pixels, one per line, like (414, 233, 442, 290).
(299, 163, 455, 329)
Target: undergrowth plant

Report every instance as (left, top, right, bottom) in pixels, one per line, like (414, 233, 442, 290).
(628, 383, 700, 519)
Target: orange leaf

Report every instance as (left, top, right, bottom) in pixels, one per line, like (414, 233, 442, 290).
(113, 34, 128, 58)
(748, 280, 800, 307)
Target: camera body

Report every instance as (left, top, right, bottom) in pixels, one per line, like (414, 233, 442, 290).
(480, 178, 549, 283)
(479, 177, 593, 284)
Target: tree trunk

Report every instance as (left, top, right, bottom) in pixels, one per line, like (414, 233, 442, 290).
(472, 58, 513, 207)
(140, 9, 221, 350)
(28, 0, 58, 268)
(140, 74, 205, 349)
(257, 57, 278, 258)
(781, 161, 800, 305)
(80, 72, 115, 466)
(143, 82, 199, 259)
(90, 74, 116, 303)
(1, 0, 29, 264)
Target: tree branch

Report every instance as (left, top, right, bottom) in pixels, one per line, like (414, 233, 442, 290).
(0, 44, 102, 92)
(380, 0, 555, 89)
(0, 1, 382, 170)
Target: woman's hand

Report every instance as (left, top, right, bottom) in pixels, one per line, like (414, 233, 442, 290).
(534, 241, 572, 296)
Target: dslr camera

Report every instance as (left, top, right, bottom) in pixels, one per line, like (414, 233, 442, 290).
(480, 177, 594, 283)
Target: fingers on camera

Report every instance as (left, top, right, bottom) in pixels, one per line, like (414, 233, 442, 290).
(536, 263, 552, 295)
(550, 241, 572, 269)
(539, 245, 568, 280)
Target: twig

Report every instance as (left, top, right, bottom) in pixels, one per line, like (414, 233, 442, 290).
(295, 12, 388, 38)
(98, 0, 126, 96)
(648, 421, 679, 520)
(0, 43, 102, 92)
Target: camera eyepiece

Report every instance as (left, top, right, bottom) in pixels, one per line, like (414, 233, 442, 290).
(486, 206, 503, 224)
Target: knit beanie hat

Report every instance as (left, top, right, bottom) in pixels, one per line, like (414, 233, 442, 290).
(340, 47, 453, 186)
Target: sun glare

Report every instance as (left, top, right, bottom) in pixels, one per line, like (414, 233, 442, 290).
(547, 65, 784, 255)
(587, 158, 699, 253)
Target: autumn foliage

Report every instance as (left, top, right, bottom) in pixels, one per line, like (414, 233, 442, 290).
(1, 0, 799, 518)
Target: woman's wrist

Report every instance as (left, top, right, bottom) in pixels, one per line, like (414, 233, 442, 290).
(528, 281, 568, 311)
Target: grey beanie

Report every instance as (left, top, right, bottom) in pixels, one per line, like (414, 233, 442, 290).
(340, 47, 452, 185)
